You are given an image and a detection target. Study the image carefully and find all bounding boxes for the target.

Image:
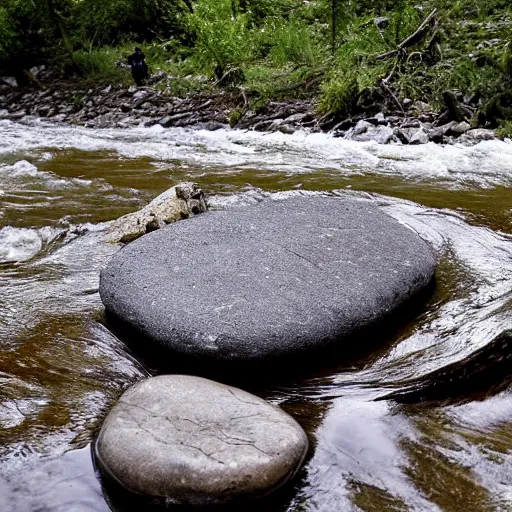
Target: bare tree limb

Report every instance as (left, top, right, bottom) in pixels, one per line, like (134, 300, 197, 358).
(380, 79, 405, 114)
(376, 8, 438, 60)
(379, 61, 405, 114)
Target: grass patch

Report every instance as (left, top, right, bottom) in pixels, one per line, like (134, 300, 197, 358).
(496, 120, 512, 138)
(73, 47, 130, 87)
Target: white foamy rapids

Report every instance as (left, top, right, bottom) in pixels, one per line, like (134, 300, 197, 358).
(323, 192, 512, 386)
(208, 187, 328, 209)
(0, 226, 119, 338)
(0, 160, 92, 190)
(1, 120, 512, 187)
(447, 389, 512, 430)
(0, 223, 105, 265)
(421, 393, 512, 509)
(307, 392, 512, 511)
(0, 226, 63, 263)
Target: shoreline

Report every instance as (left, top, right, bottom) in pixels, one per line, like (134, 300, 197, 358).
(0, 81, 501, 146)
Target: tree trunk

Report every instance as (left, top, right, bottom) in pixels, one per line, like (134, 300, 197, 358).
(331, 0, 338, 53)
(45, 0, 81, 73)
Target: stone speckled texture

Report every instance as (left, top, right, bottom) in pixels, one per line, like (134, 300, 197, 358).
(100, 197, 436, 362)
(95, 375, 309, 506)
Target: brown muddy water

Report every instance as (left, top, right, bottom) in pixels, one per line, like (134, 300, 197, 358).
(0, 119, 511, 511)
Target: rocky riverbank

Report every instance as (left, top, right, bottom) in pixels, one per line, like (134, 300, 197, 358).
(0, 75, 499, 146)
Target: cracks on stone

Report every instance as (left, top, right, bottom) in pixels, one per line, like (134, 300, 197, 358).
(262, 238, 327, 272)
(229, 413, 261, 422)
(216, 430, 273, 457)
(115, 396, 273, 464)
(227, 389, 262, 407)
(119, 400, 167, 419)
(175, 416, 201, 427)
(127, 415, 227, 466)
(181, 442, 226, 466)
(280, 246, 325, 271)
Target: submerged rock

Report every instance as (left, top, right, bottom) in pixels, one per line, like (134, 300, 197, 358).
(95, 375, 308, 506)
(100, 197, 436, 362)
(105, 182, 207, 244)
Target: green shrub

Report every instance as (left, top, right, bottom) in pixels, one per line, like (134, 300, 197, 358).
(496, 119, 512, 138)
(0, 7, 16, 61)
(317, 15, 391, 115)
(73, 48, 129, 85)
(258, 19, 324, 68)
(187, 0, 255, 76)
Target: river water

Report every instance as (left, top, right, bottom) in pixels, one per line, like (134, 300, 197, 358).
(0, 118, 511, 511)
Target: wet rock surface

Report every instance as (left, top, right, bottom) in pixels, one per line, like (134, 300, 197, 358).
(99, 197, 436, 363)
(105, 182, 207, 244)
(95, 375, 308, 506)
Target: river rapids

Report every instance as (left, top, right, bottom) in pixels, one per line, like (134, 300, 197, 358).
(0, 118, 511, 511)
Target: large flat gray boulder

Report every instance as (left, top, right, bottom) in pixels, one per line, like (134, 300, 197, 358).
(100, 197, 436, 362)
(95, 375, 308, 506)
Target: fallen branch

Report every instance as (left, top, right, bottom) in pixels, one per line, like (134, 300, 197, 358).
(380, 79, 405, 114)
(238, 86, 248, 109)
(376, 8, 438, 60)
(378, 62, 405, 114)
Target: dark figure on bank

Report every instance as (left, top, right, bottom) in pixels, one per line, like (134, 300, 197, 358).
(127, 48, 148, 86)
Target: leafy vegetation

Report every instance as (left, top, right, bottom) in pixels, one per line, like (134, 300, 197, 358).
(0, 0, 511, 132)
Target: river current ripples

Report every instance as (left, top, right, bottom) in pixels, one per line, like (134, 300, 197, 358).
(0, 118, 511, 511)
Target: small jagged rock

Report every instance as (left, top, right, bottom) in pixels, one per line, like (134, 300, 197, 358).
(353, 125, 393, 144)
(396, 126, 429, 144)
(352, 120, 372, 136)
(449, 121, 472, 135)
(428, 127, 444, 143)
(409, 127, 429, 144)
(105, 182, 207, 244)
(459, 128, 496, 143)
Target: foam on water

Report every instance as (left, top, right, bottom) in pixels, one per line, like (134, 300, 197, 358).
(0, 224, 68, 263)
(1, 160, 41, 178)
(0, 226, 43, 263)
(373, 198, 512, 378)
(0, 159, 92, 191)
(2, 120, 512, 187)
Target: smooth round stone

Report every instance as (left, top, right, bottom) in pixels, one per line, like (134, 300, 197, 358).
(100, 197, 436, 362)
(95, 375, 309, 506)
